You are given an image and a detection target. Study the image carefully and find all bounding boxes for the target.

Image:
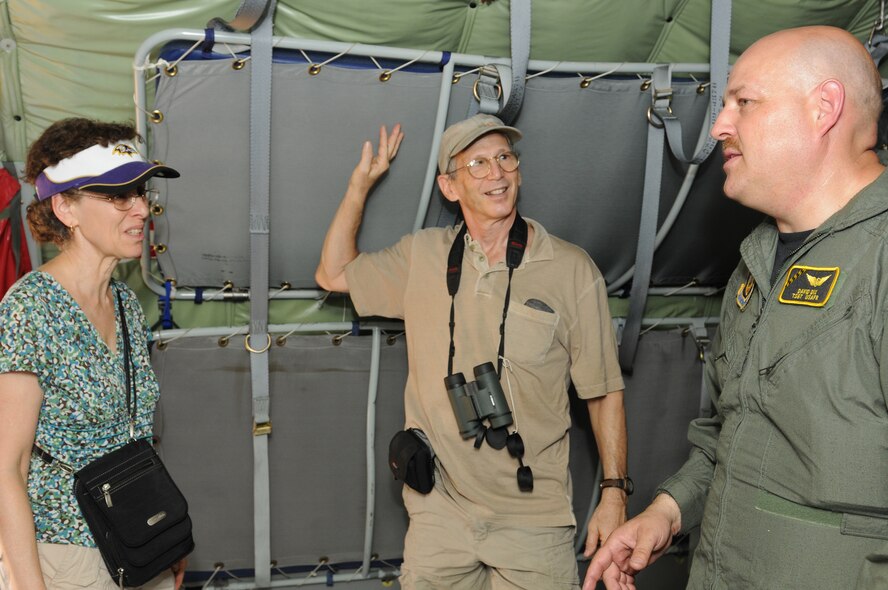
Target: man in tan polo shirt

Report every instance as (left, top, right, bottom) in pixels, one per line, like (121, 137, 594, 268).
(316, 114, 628, 589)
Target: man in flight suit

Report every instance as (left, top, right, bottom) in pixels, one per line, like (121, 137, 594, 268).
(585, 25, 888, 590)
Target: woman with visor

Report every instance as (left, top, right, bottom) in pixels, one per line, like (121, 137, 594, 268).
(0, 118, 185, 589)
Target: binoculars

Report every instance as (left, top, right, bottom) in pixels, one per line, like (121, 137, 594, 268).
(443, 362, 533, 492)
(443, 362, 513, 442)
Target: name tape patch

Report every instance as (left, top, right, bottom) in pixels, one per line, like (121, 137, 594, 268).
(778, 265, 839, 307)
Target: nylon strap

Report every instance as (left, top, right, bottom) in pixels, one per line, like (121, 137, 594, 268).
(499, 0, 531, 125)
(208, 0, 274, 32)
(619, 0, 731, 372)
(245, 2, 276, 585)
(446, 214, 527, 377)
(469, 66, 501, 117)
(446, 223, 469, 376)
(652, 0, 731, 165)
(618, 85, 665, 373)
(868, 1, 888, 67)
(869, 33, 888, 67)
(467, 0, 531, 124)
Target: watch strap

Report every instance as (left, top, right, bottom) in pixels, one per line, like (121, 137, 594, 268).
(599, 477, 634, 495)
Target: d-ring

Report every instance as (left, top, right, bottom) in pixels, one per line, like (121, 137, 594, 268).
(646, 106, 671, 129)
(245, 334, 272, 354)
(472, 78, 502, 102)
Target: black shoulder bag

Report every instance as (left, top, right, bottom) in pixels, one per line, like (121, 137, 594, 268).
(33, 290, 194, 588)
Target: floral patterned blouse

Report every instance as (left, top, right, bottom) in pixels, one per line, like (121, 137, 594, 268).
(0, 271, 159, 546)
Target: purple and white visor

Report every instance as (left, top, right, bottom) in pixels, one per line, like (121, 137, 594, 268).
(35, 141, 179, 201)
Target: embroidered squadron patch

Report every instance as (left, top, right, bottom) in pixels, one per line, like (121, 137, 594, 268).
(777, 265, 839, 307)
(736, 272, 755, 312)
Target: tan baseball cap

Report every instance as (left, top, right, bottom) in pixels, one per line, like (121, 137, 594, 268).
(437, 114, 522, 174)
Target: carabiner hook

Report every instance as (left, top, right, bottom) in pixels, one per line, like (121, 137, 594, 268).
(868, 0, 886, 47)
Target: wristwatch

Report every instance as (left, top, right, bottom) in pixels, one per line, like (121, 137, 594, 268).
(599, 477, 634, 495)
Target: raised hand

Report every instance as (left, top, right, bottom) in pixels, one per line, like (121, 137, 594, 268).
(348, 124, 404, 197)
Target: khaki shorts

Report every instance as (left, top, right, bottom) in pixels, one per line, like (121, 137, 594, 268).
(0, 543, 174, 590)
(400, 487, 579, 590)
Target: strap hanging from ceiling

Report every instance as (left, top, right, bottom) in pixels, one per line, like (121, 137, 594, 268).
(619, 0, 732, 373)
(208, 0, 276, 32)
(468, 0, 531, 124)
(499, 0, 531, 124)
(236, 0, 277, 585)
(618, 69, 669, 374)
(867, 0, 888, 69)
(650, 0, 731, 166)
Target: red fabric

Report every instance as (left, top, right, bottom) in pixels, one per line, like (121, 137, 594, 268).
(0, 168, 32, 297)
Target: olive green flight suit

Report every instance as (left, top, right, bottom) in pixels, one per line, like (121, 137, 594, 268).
(660, 171, 888, 589)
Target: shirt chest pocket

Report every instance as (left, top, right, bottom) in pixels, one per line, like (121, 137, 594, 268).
(504, 302, 559, 366)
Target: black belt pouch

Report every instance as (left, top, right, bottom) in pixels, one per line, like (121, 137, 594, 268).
(388, 428, 435, 494)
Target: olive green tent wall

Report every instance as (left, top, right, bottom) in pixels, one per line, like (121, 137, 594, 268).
(0, 0, 881, 160)
(2, 2, 884, 587)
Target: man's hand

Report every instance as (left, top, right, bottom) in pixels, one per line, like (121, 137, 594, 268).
(583, 487, 628, 556)
(316, 123, 404, 292)
(347, 124, 404, 197)
(582, 494, 681, 590)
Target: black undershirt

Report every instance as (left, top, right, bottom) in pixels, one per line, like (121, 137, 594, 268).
(770, 229, 813, 287)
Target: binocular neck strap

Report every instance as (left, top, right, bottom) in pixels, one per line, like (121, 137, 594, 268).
(445, 213, 528, 377)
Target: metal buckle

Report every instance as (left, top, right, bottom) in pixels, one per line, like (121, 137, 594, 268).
(652, 87, 673, 103)
(253, 421, 273, 436)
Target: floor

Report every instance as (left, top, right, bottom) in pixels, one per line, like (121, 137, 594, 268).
(188, 553, 690, 589)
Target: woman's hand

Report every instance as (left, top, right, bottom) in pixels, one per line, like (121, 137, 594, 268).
(0, 372, 47, 590)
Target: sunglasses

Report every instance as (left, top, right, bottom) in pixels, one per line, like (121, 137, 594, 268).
(78, 186, 159, 211)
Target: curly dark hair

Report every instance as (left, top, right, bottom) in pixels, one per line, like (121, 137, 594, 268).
(24, 118, 139, 245)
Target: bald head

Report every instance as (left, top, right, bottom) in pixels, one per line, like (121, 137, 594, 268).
(742, 26, 882, 130)
(712, 26, 886, 230)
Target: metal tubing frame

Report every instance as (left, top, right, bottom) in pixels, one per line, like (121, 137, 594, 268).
(133, 28, 712, 301)
(157, 323, 390, 588)
(203, 567, 396, 589)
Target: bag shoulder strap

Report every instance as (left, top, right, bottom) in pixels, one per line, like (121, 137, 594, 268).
(115, 284, 137, 439)
(33, 285, 136, 470)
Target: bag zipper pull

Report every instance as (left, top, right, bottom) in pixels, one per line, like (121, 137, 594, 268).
(102, 483, 113, 508)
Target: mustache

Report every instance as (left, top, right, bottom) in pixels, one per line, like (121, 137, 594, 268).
(721, 138, 740, 154)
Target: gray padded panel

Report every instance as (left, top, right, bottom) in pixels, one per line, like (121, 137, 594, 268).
(651, 154, 763, 287)
(150, 58, 441, 289)
(426, 75, 760, 287)
(567, 329, 704, 521)
(152, 334, 409, 570)
(151, 53, 759, 292)
(151, 327, 703, 572)
(621, 329, 709, 516)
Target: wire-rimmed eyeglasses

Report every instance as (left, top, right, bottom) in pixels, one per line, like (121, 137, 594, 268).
(78, 186, 159, 211)
(449, 152, 520, 179)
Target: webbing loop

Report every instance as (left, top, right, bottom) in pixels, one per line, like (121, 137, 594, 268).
(208, 0, 275, 33)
